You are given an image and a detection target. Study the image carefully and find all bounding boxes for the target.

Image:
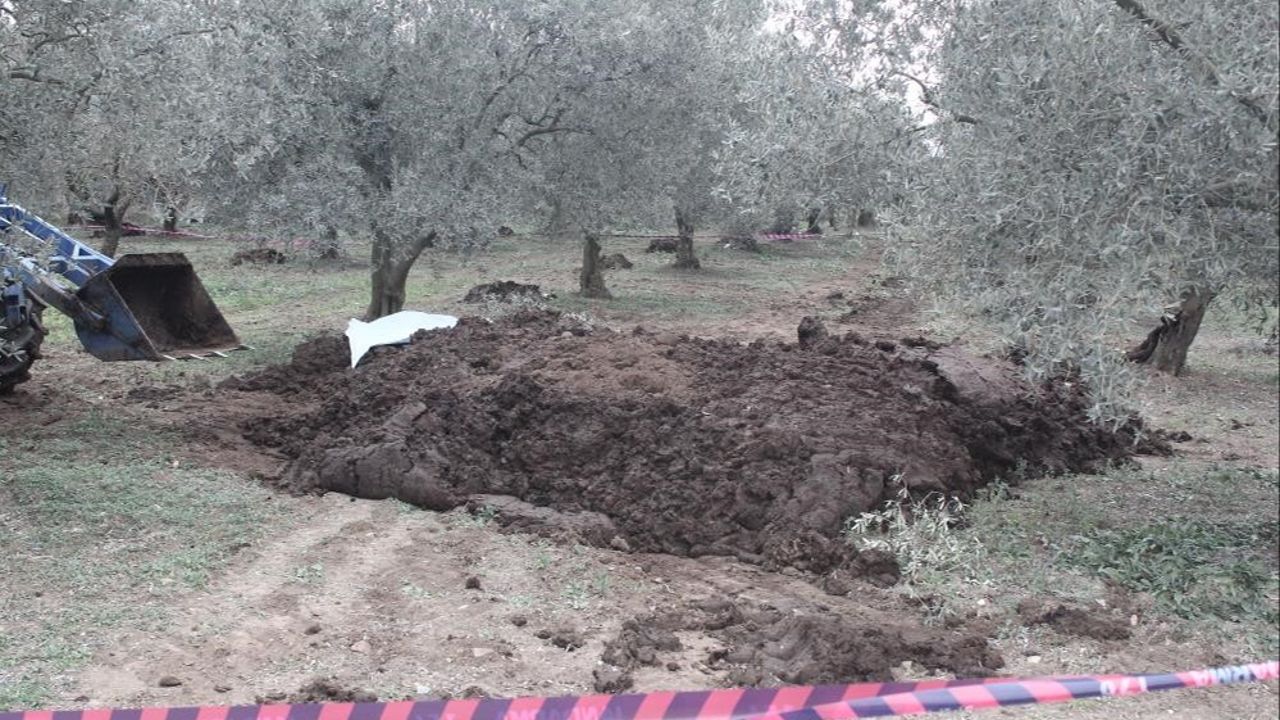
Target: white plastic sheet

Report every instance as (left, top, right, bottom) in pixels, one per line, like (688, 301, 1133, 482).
(345, 311, 458, 368)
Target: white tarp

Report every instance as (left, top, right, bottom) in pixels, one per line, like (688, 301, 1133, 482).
(345, 311, 458, 368)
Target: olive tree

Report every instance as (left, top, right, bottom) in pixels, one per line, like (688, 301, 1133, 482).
(886, 0, 1277, 418)
(711, 6, 921, 241)
(1, 0, 228, 254)
(206, 0, 782, 318)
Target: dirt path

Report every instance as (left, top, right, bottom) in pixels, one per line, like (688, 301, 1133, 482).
(67, 491, 997, 709)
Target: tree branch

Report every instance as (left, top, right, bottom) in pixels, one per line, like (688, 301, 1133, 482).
(7, 66, 66, 84)
(1112, 0, 1271, 128)
(1192, 178, 1278, 213)
(131, 26, 232, 60)
(514, 125, 588, 148)
(890, 69, 979, 125)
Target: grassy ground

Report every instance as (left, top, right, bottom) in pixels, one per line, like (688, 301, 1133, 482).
(0, 414, 279, 709)
(2, 231, 1277, 714)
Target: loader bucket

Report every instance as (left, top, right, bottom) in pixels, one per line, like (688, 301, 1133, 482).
(71, 253, 240, 361)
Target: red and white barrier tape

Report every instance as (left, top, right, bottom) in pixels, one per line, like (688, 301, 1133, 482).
(3, 661, 1274, 720)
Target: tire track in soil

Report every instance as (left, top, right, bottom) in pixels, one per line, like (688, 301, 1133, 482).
(73, 494, 388, 705)
(68, 494, 665, 708)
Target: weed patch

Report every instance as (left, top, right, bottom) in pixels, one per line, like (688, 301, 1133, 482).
(1060, 519, 1278, 622)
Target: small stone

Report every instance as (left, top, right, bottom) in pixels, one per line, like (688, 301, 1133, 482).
(465, 576, 482, 590)
(158, 676, 184, 688)
(510, 615, 528, 627)
(305, 623, 322, 635)
(1027, 655, 1043, 664)
(214, 685, 232, 693)
(350, 640, 372, 654)
(609, 536, 632, 552)
(74, 695, 90, 703)
(472, 647, 493, 658)
(666, 662, 680, 671)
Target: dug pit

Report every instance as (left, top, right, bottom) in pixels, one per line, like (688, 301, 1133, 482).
(229, 310, 1149, 574)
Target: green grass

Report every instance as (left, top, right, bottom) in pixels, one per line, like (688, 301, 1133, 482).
(0, 415, 277, 710)
(848, 464, 1280, 656)
(1059, 518, 1277, 621)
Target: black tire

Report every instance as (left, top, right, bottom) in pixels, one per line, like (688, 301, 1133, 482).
(0, 305, 44, 395)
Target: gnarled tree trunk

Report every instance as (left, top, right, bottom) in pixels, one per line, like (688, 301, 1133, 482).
(364, 224, 436, 320)
(1127, 288, 1215, 375)
(97, 187, 132, 258)
(579, 233, 611, 298)
(804, 207, 822, 234)
(673, 205, 700, 270)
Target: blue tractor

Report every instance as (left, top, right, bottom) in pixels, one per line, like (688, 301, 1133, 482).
(1, 186, 241, 393)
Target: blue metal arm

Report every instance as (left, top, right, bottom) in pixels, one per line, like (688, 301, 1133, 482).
(0, 184, 115, 286)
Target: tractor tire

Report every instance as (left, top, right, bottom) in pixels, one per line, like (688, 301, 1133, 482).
(0, 306, 44, 395)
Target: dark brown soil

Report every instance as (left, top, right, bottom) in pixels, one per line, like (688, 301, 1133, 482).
(645, 237, 679, 253)
(229, 310, 1150, 575)
(462, 281, 548, 303)
(600, 597, 1003, 686)
(265, 678, 378, 704)
(602, 253, 634, 270)
(230, 248, 287, 266)
(1017, 598, 1133, 641)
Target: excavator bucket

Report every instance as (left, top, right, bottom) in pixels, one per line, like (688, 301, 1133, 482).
(71, 252, 241, 361)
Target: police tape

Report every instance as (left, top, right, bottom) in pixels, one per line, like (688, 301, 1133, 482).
(764, 661, 1280, 719)
(1, 662, 1275, 720)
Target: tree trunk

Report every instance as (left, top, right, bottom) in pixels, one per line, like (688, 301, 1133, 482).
(804, 207, 822, 234)
(163, 207, 178, 232)
(364, 225, 435, 320)
(542, 197, 574, 238)
(579, 233, 611, 298)
(1127, 288, 1215, 375)
(673, 206, 700, 270)
(97, 189, 132, 258)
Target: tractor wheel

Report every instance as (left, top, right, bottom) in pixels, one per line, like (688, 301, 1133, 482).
(0, 306, 44, 395)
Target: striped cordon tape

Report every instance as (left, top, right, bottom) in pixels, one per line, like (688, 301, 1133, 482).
(1, 661, 1274, 720)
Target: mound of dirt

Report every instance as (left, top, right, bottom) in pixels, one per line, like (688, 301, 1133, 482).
(462, 281, 548, 303)
(231, 310, 1148, 574)
(645, 237, 679, 253)
(602, 253, 634, 270)
(230, 247, 287, 266)
(600, 598, 1002, 686)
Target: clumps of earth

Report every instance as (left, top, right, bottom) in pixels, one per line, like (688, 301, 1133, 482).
(230, 247, 287, 266)
(227, 310, 1152, 576)
(261, 678, 378, 704)
(594, 597, 1004, 692)
(462, 281, 551, 303)
(645, 237, 680, 253)
(602, 253, 633, 270)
